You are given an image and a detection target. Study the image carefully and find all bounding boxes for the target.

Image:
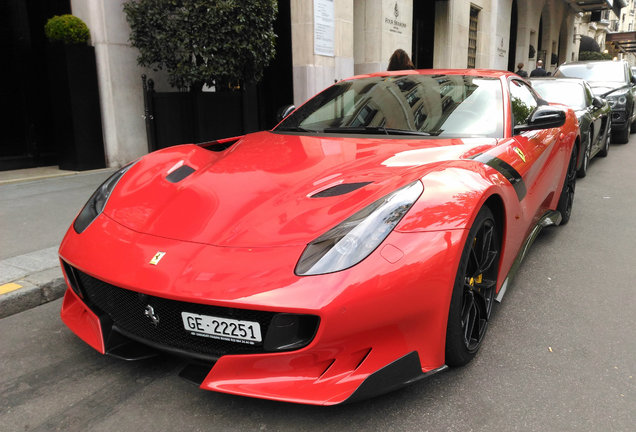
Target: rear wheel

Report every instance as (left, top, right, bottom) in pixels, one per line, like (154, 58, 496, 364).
(557, 146, 578, 225)
(445, 206, 500, 367)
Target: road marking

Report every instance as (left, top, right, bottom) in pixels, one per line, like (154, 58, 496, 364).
(0, 283, 23, 295)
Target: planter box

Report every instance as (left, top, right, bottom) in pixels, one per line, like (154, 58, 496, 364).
(48, 44, 105, 171)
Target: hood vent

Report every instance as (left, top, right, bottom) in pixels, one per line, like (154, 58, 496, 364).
(311, 182, 372, 198)
(166, 165, 195, 183)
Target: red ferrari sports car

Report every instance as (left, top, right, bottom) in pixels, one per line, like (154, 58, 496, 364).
(59, 69, 580, 405)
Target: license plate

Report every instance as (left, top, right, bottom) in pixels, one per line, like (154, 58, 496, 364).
(181, 312, 262, 344)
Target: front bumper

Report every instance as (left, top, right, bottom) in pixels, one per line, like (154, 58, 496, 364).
(610, 108, 629, 131)
(59, 214, 463, 404)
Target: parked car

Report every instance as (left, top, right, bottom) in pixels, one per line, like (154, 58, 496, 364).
(555, 60, 636, 143)
(531, 77, 611, 177)
(59, 70, 580, 405)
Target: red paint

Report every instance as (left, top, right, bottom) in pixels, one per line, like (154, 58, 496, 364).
(59, 70, 579, 405)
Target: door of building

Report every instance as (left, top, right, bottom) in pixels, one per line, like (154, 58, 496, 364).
(0, 0, 70, 171)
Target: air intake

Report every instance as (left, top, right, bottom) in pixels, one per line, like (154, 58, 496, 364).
(311, 182, 372, 198)
(166, 165, 195, 183)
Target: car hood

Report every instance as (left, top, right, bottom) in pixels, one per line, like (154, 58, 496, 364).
(587, 81, 629, 96)
(105, 131, 497, 247)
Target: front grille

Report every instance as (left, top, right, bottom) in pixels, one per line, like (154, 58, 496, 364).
(612, 111, 626, 123)
(72, 268, 277, 358)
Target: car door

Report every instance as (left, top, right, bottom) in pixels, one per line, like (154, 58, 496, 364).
(508, 78, 563, 227)
(583, 82, 602, 150)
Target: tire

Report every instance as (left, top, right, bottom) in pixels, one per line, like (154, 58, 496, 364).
(577, 131, 590, 178)
(556, 145, 578, 225)
(445, 206, 500, 367)
(598, 118, 611, 158)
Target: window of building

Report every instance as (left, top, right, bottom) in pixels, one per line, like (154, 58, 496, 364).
(467, 6, 480, 68)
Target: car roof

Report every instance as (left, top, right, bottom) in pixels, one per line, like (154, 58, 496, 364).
(559, 60, 626, 66)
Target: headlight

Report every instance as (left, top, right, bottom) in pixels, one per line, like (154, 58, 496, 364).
(295, 181, 424, 276)
(607, 91, 628, 108)
(73, 163, 135, 233)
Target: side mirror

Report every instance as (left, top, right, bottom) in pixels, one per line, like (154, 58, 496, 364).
(592, 96, 605, 109)
(514, 106, 566, 133)
(631, 75, 636, 85)
(276, 104, 296, 122)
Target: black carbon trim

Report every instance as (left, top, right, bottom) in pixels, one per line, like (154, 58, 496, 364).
(311, 182, 372, 198)
(166, 165, 195, 183)
(345, 352, 447, 403)
(472, 154, 527, 201)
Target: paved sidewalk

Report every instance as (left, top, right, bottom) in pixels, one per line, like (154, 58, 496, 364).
(0, 166, 115, 318)
(0, 247, 65, 319)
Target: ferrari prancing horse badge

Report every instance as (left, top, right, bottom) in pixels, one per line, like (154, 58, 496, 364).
(149, 251, 166, 265)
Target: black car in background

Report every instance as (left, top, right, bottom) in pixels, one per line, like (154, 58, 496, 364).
(531, 77, 611, 178)
(555, 60, 636, 144)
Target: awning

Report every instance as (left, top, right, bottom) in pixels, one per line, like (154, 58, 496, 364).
(606, 31, 636, 53)
(568, 0, 627, 17)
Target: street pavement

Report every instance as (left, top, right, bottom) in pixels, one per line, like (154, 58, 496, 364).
(0, 139, 635, 430)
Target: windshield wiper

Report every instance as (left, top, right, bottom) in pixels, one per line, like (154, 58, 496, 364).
(275, 126, 319, 133)
(322, 126, 431, 136)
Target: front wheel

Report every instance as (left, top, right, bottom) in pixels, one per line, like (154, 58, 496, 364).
(445, 206, 500, 367)
(557, 145, 578, 225)
(577, 131, 591, 178)
(598, 119, 611, 157)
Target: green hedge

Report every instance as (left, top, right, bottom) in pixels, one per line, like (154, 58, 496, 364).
(578, 51, 613, 61)
(123, 0, 277, 91)
(45, 15, 90, 45)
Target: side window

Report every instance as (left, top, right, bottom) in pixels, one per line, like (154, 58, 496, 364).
(509, 79, 538, 127)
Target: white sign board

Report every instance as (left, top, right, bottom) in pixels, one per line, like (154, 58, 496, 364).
(383, 0, 409, 35)
(314, 0, 335, 57)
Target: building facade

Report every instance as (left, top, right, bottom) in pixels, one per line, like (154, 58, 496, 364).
(4, 0, 624, 170)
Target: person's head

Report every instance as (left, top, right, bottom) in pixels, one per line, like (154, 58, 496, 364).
(387, 49, 414, 71)
(537, 60, 544, 68)
(517, 62, 524, 70)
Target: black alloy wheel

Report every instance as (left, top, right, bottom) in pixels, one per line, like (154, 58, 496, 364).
(599, 119, 611, 157)
(577, 131, 591, 178)
(557, 145, 578, 225)
(445, 206, 500, 367)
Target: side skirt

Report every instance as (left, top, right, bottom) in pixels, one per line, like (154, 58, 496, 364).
(495, 210, 562, 303)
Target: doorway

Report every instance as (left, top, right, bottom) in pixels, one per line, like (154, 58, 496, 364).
(412, 1, 436, 68)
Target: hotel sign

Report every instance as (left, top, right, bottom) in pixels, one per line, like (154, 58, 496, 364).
(384, 1, 409, 35)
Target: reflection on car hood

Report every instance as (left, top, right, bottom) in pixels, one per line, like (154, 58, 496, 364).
(587, 81, 628, 96)
(105, 131, 497, 247)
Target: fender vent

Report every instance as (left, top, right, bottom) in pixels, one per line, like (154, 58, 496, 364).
(311, 182, 372, 198)
(166, 165, 195, 183)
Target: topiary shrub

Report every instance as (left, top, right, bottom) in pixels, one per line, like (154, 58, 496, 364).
(579, 50, 613, 61)
(45, 15, 90, 45)
(123, 0, 278, 92)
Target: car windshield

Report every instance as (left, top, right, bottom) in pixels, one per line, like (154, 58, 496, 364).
(275, 74, 504, 138)
(531, 81, 586, 110)
(555, 62, 626, 82)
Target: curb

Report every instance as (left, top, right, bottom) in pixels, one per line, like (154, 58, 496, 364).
(0, 268, 66, 319)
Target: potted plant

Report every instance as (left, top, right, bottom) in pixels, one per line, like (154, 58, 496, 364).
(45, 15, 105, 171)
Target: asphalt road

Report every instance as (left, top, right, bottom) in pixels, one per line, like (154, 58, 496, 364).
(1, 139, 635, 431)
